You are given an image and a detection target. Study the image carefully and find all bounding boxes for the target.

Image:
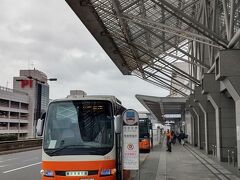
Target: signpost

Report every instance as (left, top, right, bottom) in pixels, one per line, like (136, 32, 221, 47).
(122, 109, 139, 179)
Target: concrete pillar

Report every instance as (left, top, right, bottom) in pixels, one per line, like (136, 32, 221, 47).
(194, 86, 215, 154)
(189, 107, 198, 146)
(203, 73, 236, 162)
(190, 94, 205, 149)
(222, 78, 240, 167)
(208, 93, 236, 162)
(215, 50, 240, 166)
(184, 109, 192, 144)
(203, 102, 216, 154)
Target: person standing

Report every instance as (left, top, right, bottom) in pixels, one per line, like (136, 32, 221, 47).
(179, 130, 186, 145)
(166, 129, 172, 152)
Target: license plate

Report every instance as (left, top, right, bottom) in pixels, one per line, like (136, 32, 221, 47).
(66, 171, 88, 176)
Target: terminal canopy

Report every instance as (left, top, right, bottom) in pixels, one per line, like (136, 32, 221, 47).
(136, 94, 186, 123)
(66, 0, 240, 96)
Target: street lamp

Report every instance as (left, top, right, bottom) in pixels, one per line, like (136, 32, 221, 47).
(23, 76, 57, 83)
(48, 78, 57, 81)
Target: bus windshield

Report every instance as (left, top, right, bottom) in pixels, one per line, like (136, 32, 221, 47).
(43, 100, 114, 156)
(139, 119, 150, 139)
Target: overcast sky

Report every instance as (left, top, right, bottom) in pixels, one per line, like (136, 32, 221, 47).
(0, 0, 168, 111)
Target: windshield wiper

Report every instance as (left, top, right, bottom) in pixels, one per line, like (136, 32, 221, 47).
(47, 144, 84, 155)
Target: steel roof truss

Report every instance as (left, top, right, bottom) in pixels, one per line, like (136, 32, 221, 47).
(146, 73, 188, 97)
(144, 68, 194, 91)
(128, 40, 201, 84)
(121, 13, 221, 49)
(151, 0, 228, 48)
(136, 23, 210, 69)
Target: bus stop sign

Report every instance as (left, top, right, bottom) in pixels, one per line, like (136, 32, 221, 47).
(122, 109, 139, 170)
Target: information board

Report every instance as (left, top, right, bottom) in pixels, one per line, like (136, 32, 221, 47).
(122, 109, 139, 170)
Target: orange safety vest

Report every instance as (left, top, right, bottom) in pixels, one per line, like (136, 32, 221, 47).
(166, 132, 172, 140)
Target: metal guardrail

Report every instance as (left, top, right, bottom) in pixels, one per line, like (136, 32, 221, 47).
(0, 139, 42, 152)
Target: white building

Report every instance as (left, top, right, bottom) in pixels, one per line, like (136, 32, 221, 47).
(0, 69, 50, 139)
(0, 86, 29, 138)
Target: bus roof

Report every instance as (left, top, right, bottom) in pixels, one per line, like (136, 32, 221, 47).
(51, 95, 122, 104)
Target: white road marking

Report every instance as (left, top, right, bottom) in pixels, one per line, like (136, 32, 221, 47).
(3, 162, 41, 174)
(22, 157, 40, 163)
(0, 158, 19, 163)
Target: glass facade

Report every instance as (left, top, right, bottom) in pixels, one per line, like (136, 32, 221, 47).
(35, 83, 49, 120)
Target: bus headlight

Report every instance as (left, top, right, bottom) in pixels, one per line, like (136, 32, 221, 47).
(100, 169, 116, 176)
(40, 169, 54, 177)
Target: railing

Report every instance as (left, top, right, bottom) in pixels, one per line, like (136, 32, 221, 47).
(0, 115, 8, 118)
(9, 116, 19, 119)
(0, 139, 42, 152)
(9, 127, 19, 130)
(0, 103, 9, 108)
(0, 85, 28, 95)
(20, 117, 28, 120)
(20, 106, 28, 110)
(10, 105, 20, 109)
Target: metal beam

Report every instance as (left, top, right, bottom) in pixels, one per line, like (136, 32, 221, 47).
(228, 29, 240, 48)
(222, 0, 230, 41)
(66, 0, 131, 75)
(136, 23, 210, 69)
(139, 0, 152, 50)
(131, 0, 200, 42)
(121, 14, 221, 49)
(112, 0, 142, 70)
(110, 33, 196, 82)
(121, 0, 139, 11)
(142, 61, 194, 91)
(229, 0, 235, 40)
(146, 69, 194, 91)
(151, 0, 228, 48)
(129, 41, 200, 84)
(143, 71, 189, 97)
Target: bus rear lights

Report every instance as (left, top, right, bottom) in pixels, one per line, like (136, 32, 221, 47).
(40, 169, 54, 177)
(100, 168, 116, 176)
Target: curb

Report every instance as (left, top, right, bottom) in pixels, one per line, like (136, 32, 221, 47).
(0, 146, 41, 155)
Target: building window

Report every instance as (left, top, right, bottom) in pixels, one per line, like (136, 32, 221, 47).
(20, 113, 28, 120)
(10, 101, 20, 109)
(10, 112, 19, 119)
(0, 122, 8, 130)
(0, 99, 9, 107)
(0, 110, 8, 118)
(21, 103, 29, 110)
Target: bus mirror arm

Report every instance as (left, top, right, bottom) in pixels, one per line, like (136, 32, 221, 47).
(36, 113, 46, 136)
(114, 115, 122, 134)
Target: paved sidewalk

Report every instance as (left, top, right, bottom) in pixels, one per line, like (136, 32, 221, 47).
(135, 141, 240, 180)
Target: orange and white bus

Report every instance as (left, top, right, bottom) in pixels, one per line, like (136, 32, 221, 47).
(139, 115, 152, 153)
(37, 95, 127, 180)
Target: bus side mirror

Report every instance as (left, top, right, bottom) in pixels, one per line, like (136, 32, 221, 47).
(114, 115, 122, 134)
(36, 113, 46, 136)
